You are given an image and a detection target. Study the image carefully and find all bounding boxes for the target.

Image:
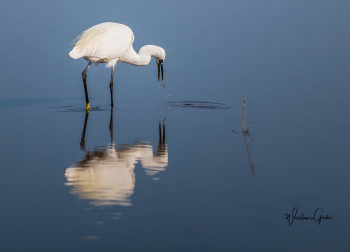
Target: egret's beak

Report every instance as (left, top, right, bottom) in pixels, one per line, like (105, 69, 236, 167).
(157, 60, 164, 81)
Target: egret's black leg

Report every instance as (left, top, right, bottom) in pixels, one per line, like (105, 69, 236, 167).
(110, 66, 114, 107)
(82, 61, 92, 110)
(157, 119, 166, 155)
(157, 62, 160, 80)
(109, 107, 114, 142)
(162, 120, 165, 143)
(80, 111, 89, 151)
(158, 120, 166, 147)
(158, 122, 162, 146)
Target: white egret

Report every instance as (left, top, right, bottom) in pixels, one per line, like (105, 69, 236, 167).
(69, 22, 166, 110)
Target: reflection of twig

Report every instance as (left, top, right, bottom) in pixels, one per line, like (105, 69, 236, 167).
(242, 95, 249, 134)
(243, 132, 254, 176)
(242, 95, 254, 176)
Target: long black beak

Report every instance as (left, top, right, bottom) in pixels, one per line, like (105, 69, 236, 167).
(157, 60, 164, 81)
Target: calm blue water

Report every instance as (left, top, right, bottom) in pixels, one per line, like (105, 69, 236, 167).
(0, 0, 350, 251)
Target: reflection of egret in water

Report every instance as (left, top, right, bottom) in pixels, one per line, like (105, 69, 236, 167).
(64, 109, 168, 207)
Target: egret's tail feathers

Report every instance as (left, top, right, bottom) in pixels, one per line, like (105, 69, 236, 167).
(68, 47, 82, 59)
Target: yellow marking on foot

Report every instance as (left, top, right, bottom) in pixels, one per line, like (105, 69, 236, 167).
(86, 103, 91, 110)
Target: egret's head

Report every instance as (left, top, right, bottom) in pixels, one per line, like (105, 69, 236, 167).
(156, 59, 164, 81)
(152, 46, 165, 81)
(154, 46, 166, 62)
(139, 45, 165, 80)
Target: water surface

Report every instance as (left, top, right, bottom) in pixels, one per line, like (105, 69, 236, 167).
(0, 0, 350, 251)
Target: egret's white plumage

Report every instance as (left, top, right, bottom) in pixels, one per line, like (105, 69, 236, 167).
(69, 22, 166, 109)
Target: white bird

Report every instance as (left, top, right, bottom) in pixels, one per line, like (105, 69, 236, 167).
(69, 22, 166, 110)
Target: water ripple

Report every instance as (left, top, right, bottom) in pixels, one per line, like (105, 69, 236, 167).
(57, 105, 110, 112)
(168, 101, 230, 109)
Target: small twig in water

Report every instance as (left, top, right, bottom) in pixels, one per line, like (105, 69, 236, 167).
(242, 95, 249, 134)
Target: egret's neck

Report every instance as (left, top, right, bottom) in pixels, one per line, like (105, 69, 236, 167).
(119, 45, 164, 66)
(118, 46, 151, 66)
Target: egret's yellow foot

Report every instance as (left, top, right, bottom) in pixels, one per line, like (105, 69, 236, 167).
(86, 103, 91, 110)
